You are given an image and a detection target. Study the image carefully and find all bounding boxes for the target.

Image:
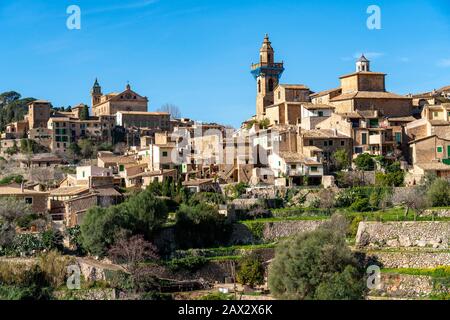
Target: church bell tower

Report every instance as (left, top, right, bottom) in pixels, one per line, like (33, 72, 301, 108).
(251, 34, 284, 120)
(91, 78, 102, 107)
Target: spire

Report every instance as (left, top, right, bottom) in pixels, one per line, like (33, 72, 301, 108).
(93, 78, 100, 88)
(260, 34, 273, 53)
(358, 54, 369, 62)
(126, 81, 131, 90)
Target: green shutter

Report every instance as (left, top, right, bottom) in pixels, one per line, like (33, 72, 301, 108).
(362, 133, 367, 145)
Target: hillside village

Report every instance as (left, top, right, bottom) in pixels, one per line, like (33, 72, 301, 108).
(0, 35, 449, 300)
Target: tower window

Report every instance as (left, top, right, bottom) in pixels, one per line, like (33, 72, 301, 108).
(258, 80, 261, 93)
(268, 53, 271, 62)
(268, 79, 274, 92)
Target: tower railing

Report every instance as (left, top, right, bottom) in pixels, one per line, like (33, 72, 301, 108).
(251, 62, 284, 70)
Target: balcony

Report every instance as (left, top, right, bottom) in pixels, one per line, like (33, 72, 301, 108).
(369, 135, 382, 145)
(251, 62, 284, 70)
(250, 62, 284, 79)
(369, 134, 395, 145)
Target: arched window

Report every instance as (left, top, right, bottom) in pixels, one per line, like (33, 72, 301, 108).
(268, 79, 274, 92)
(268, 53, 271, 63)
(258, 80, 261, 93)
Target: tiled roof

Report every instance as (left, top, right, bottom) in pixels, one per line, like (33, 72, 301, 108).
(339, 71, 386, 79)
(0, 185, 49, 196)
(310, 88, 341, 98)
(301, 103, 335, 110)
(416, 162, 450, 171)
(387, 116, 417, 122)
(278, 152, 305, 163)
(278, 84, 310, 90)
(301, 129, 350, 139)
(50, 186, 89, 196)
(330, 91, 410, 101)
(117, 111, 169, 116)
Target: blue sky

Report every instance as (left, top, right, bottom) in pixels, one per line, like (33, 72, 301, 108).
(0, 0, 449, 127)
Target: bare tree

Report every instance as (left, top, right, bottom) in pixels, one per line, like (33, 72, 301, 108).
(29, 167, 56, 189)
(0, 197, 32, 246)
(113, 142, 127, 155)
(108, 234, 159, 292)
(157, 103, 181, 119)
(392, 188, 428, 221)
(317, 189, 336, 215)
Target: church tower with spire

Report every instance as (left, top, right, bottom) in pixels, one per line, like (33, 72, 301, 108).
(251, 34, 284, 120)
(356, 54, 370, 72)
(91, 78, 102, 107)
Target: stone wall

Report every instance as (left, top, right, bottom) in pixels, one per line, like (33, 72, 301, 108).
(229, 220, 326, 245)
(371, 274, 434, 298)
(359, 249, 450, 268)
(356, 221, 450, 249)
(423, 209, 450, 218)
(262, 220, 325, 241)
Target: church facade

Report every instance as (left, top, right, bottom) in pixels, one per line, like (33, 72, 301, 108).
(91, 80, 149, 117)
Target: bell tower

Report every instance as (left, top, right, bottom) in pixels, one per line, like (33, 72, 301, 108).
(91, 78, 102, 107)
(356, 54, 370, 72)
(251, 34, 284, 120)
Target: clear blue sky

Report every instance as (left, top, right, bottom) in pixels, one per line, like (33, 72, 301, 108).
(1, 0, 449, 127)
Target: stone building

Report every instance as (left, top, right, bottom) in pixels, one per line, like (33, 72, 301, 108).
(0, 184, 49, 214)
(265, 84, 311, 126)
(116, 111, 171, 131)
(407, 104, 450, 179)
(47, 115, 115, 153)
(297, 129, 352, 171)
(91, 80, 148, 116)
(327, 56, 413, 117)
(28, 100, 51, 129)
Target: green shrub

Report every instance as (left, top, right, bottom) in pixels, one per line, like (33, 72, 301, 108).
(237, 254, 265, 287)
(16, 213, 40, 229)
(41, 230, 64, 252)
(66, 226, 86, 255)
(140, 292, 173, 300)
(199, 292, 233, 300)
(349, 198, 371, 212)
(268, 217, 366, 300)
(175, 203, 231, 249)
(426, 178, 450, 207)
(167, 256, 208, 272)
(0, 174, 24, 185)
(348, 215, 363, 237)
(353, 153, 375, 171)
(245, 222, 265, 242)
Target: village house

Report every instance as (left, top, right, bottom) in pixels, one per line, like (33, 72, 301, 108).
(0, 184, 49, 214)
(406, 104, 450, 180)
(268, 151, 323, 186)
(297, 129, 352, 172)
(18, 153, 63, 169)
